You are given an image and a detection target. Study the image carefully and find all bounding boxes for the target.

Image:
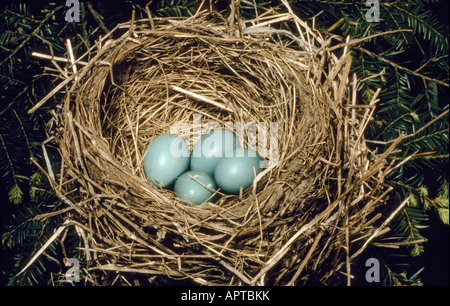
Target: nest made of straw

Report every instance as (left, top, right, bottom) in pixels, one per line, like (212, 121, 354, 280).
(32, 7, 401, 286)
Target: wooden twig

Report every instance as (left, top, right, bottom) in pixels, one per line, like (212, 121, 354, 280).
(33, 206, 75, 221)
(366, 109, 449, 146)
(327, 29, 414, 52)
(356, 46, 449, 87)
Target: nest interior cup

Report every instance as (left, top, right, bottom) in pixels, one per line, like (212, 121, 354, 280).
(48, 11, 395, 286)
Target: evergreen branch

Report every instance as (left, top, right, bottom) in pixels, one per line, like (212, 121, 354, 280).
(356, 46, 449, 87)
(393, 3, 446, 42)
(12, 109, 33, 158)
(383, 262, 423, 286)
(15, 219, 70, 278)
(0, 84, 30, 117)
(395, 109, 449, 144)
(86, 2, 109, 34)
(375, 111, 418, 140)
(403, 128, 449, 147)
(327, 29, 414, 52)
(389, 153, 449, 161)
(3, 9, 41, 23)
(401, 207, 428, 257)
(3, 211, 40, 249)
(0, 132, 19, 187)
(7, 184, 23, 205)
(0, 6, 63, 66)
(384, 8, 410, 47)
(366, 109, 449, 145)
(0, 73, 25, 87)
(414, 54, 448, 73)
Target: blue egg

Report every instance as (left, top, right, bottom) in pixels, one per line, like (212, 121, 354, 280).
(174, 170, 217, 205)
(214, 148, 262, 194)
(190, 129, 239, 176)
(143, 134, 190, 188)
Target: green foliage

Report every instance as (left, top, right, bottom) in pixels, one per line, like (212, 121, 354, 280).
(411, 182, 449, 225)
(153, 0, 197, 17)
(7, 184, 23, 205)
(2, 203, 57, 285)
(383, 265, 424, 286)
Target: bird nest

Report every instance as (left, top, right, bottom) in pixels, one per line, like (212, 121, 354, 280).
(30, 7, 403, 286)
